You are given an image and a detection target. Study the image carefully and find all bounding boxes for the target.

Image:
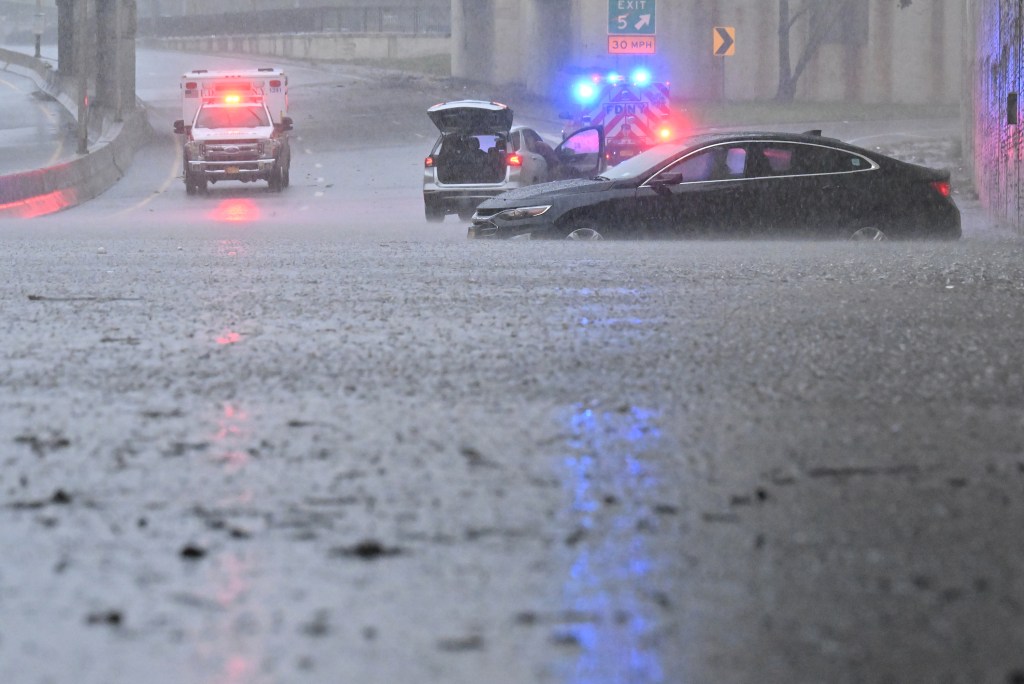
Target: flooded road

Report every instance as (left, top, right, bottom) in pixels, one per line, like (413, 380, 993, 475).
(1, 48, 1023, 684)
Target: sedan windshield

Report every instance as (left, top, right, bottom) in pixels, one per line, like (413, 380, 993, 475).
(599, 143, 688, 180)
(195, 104, 270, 129)
(599, 135, 727, 180)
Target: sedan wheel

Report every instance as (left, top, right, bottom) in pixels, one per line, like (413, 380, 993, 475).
(850, 226, 888, 241)
(566, 226, 604, 240)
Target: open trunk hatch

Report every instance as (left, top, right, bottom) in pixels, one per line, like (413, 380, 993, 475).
(428, 100, 514, 135)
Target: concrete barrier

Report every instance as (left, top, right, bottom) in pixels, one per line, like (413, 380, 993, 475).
(0, 47, 152, 218)
(140, 32, 450, 64)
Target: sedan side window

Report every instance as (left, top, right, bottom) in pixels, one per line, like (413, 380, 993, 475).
(791, 144, 872, 174)
(661, 145, 747, 182)
(762, 146, 794, 174)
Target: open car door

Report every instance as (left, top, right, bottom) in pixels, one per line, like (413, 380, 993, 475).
(551, 126, 605, 180)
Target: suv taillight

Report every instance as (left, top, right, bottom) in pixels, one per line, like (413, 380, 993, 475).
(506, 153, 523, 167)
(930, 180, 951, 198)
(425, 156, 435, 168)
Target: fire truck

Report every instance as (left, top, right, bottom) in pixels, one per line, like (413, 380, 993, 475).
(560, 67, 680, 164)
(173, 68, 293, 195)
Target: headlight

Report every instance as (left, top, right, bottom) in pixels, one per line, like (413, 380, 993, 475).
(185, 141, 205, 158)
(496, 205, 551, 221)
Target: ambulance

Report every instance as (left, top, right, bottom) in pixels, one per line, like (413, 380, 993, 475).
(173, 68, 293, 194)
(560, 67, 681, 164)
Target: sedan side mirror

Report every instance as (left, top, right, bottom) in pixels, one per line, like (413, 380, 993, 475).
(649, 173, 683, 196)
(173, 119, 186, 135)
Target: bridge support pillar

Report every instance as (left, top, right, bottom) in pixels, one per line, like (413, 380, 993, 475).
(55, 0, 137, 118)
(453, 0, 573, 100)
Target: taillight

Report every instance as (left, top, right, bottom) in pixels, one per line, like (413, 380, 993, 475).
(930, 180, 951, 198)
(425, 156, 435, 168)
(506, 153, 523, 167)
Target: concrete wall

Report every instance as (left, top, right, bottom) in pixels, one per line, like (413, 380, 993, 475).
(141, 32, 450, 62)
(965, 0, 1024, 231)
(453, 0, 963, 105)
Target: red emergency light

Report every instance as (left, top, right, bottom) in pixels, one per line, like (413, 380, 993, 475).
(506, 153, 523, 167)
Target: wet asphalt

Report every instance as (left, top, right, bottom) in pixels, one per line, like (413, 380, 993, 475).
(1, 52, 1024, 684)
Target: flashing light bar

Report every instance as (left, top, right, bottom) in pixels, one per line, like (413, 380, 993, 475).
(571, 68, 658, 103)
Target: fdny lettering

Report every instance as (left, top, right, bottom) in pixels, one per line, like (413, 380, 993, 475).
(605, 103, 650, 115)
(616, 0, 649, 8)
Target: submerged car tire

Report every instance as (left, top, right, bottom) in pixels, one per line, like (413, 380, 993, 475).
(425, 200, 445, 223)
(564, 219, 606, 241)
(849, 226, 888, 241)
(457, 208, 476, 222)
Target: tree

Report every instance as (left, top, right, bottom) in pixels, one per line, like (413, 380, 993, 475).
(775, 0, 914, 101)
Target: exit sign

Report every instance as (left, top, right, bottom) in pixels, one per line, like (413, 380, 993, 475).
(608, 0, 655, 36)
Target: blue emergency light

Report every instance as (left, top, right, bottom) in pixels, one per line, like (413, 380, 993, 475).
(630, 67, 653, 86)
(571, 79, 600, 104)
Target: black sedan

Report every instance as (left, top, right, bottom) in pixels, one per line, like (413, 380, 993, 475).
(468, 130, 961, 240)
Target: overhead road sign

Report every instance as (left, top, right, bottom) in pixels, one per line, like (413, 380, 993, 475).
(609, 0, 656, 36)
(713, 26, 735, 56)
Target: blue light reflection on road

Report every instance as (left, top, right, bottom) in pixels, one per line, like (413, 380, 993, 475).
(557, 403, 666, 684)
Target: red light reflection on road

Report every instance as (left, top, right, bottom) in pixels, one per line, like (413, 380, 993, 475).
(216, 331, 242, 345)
(218, 656, 254, 684)
(200, 552, 261, 684)
(213, 403, 250, 473)
(212, 198, 260, 223)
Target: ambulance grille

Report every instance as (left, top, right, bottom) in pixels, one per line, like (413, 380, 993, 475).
(205, 140, 261, 161)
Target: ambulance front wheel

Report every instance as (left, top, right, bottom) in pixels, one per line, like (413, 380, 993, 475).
(185, 169, 206, 196)
(268, 163, 285, 192)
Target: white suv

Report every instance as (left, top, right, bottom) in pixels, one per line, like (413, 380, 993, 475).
(423, 99, 604, 222)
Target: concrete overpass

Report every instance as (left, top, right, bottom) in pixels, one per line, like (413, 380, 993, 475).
(453, 0, 963, 105)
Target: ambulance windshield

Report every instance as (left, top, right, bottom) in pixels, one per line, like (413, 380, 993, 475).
(195, 104, 270, 129)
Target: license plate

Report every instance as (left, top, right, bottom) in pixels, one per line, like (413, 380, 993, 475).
(226, 166, 240, 174)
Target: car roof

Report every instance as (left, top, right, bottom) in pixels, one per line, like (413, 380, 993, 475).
(681, 129, 859, 151)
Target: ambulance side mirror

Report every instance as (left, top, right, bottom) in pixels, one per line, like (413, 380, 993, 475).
(277, 116, 293, 132)
(173, 119, 186, 135)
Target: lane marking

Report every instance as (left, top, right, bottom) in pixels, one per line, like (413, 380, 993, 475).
(1, 75, 67, 165)
(110, 142, 183, 217)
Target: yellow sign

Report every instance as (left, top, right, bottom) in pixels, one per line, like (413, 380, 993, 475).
(713, 26, 735, 56)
